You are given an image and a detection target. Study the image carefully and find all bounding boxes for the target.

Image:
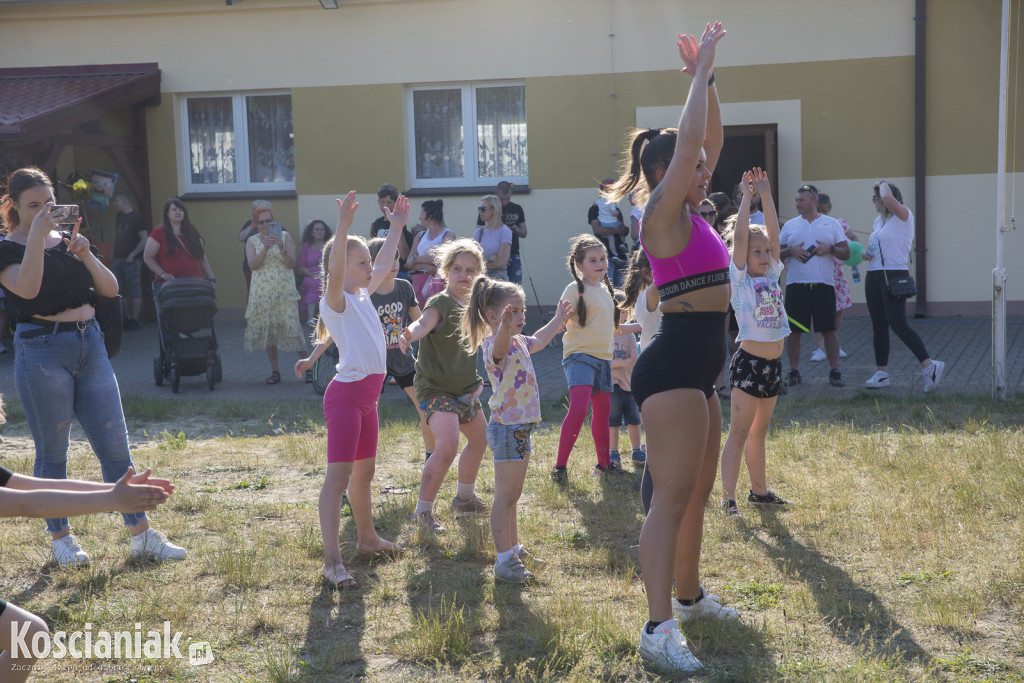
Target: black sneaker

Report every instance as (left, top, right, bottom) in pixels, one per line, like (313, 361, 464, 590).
(786, 369, 802, 386)
(550, 466, 568, 484)
(747, 490, 789, 506)
(829, 369, 845, 387)
(605, 462, 624, 475)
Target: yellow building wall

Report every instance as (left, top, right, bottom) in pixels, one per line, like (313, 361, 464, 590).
(2, 0, 1021, 312)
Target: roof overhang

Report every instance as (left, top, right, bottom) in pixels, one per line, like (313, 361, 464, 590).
(0, 63, 161, 145)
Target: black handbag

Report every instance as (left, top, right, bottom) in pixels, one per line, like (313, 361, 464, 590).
(879, 243, 917, 301)
(93, 294, 123, 359)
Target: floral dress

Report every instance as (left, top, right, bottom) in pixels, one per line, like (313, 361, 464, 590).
(832, 217, 852, 311)
(244, 234, 307, 353)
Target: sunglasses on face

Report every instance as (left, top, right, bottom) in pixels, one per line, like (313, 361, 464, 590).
(478, 206, 489, 212)
(699, 211, 717, 219)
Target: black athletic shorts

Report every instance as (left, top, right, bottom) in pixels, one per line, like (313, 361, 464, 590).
(392, 369, 416, 389)
(785, 283, 836, 333)
(631, 311, 727, 407)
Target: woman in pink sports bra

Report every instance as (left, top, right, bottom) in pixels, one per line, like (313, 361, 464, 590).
(603, 21, 737, 674)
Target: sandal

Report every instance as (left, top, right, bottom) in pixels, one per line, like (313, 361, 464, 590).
(321, 562, 358, 590)
(355, 539, 405, 561)
(266, 371, 281, 385)
(304, 369, 313, 384)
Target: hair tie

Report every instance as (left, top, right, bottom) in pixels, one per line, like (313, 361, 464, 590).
(578, 292, 584, 298)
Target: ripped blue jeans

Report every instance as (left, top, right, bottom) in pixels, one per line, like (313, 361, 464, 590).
(14, 321, 145, 533)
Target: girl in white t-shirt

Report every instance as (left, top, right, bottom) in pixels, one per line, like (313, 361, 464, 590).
(720, 169, 790, 517)
(301, 191, 409, 589)
(622, 248, 662, 352)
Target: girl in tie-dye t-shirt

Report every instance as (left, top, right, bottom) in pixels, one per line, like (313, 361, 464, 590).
(462, 278, 570, 583)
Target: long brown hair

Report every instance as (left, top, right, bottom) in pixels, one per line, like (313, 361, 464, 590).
(161, 198, 205, 260)
(462, 277, 524, 350)
(603, 128, 678, 204)
(567, 234, 620, 329)
(1, 167, 52, 234)
(621, 248, 652, 317)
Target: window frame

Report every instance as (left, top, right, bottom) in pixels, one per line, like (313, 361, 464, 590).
(404, 81, 528, 190)
(179, 90, 295, 195)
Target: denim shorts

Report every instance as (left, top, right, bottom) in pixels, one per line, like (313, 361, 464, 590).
(609, 385, 641, 426)
(487, 422, 534, 463)
(562, 353, 612, 392)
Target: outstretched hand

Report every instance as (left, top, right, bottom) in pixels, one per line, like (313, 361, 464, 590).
(500, 304, 515, 328)
(749, 167, 771, 196)
(294, 357, 315, 378)
(129, 467, 175, 495)
(554, 299, 572, 327)
(384, 195, 410, 228)
(335, 191, 359, 234)
(397, 329, 412, 354)
(111, 467, 170, 513)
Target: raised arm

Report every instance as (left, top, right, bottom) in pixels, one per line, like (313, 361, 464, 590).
(0, 204, 64, 299)
(642, 23, 726, 238)
(64, 221, 119, 297)
(368, 195, 410, 294)
(489, 304, 515, 363)
(877, 179, 910, 221)
(325, 191, 359, 314)
(732, 172, 752, 270)
(749, 167, 780, 261)
(530, 300, 571, 352)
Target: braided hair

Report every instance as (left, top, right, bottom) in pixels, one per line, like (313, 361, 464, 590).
(567, 234, 620, 329)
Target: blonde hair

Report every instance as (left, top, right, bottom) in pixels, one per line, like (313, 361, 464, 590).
(567, 234, 620, 328)
(313, 235, 368, 344)
(433, 238, 484, 279)
(480, 195, 502, 230)
(462, 277, 525, 350)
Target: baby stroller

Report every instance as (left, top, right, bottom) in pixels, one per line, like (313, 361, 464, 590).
(152, 277, 222, 393)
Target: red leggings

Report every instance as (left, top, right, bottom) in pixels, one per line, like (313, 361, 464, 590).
(324, 374, 385, 462)
(556, 385, 611, 468)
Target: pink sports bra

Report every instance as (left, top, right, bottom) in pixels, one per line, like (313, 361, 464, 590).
(643, 213, 730, 301)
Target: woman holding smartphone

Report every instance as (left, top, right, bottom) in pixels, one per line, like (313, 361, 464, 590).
(0, 167, 186, 567)
(245, 206, 306, 384)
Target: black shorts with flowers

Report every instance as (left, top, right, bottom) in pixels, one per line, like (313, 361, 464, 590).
(729, 348, 783, 399)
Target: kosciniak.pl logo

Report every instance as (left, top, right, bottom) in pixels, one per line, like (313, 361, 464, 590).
(10, 622, 213, 666)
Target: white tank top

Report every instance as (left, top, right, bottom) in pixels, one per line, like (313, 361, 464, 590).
(415, 227, 451, 257)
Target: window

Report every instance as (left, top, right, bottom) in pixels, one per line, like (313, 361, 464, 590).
(406, 83, 527, 188)
(181, 92, 294, 193)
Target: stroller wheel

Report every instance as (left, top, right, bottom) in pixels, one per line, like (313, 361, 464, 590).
(207, 362, 216, 391)
(170, 366, 181, 394)
(154, 355, 164, 386)
(214, 355, 223, 383)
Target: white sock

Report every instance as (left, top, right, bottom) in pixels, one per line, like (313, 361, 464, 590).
(456, 481, 475, 501)
(496, 549, 515, 565)
(513, 543, 524, 556)
(414, 498, 433, 515)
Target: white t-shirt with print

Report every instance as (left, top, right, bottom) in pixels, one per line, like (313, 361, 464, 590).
(730, 259, 790, 343)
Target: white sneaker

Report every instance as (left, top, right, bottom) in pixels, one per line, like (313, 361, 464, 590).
(52, 534, 90, 568)
(864, 371, 890, 389)
(673, 586, 739, 622)
(809, 348, 826, 362)
(923, 360, 945, 393)
(129, 529, 187, 562)
(839, 348, 848, 358)
(638, 618, 703, 674)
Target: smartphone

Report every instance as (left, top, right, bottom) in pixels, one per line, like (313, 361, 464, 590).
(50, 204, 80, 226)
(268, 221, 283, 240)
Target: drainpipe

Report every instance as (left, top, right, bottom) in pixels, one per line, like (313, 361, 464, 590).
(914, 0, 928, 317)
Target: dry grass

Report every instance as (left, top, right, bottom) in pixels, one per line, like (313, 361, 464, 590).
(0, 393, 1022, 681)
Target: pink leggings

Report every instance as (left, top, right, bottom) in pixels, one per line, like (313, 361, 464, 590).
(324, 374, 386, 463)
(556, 385, 611, 468)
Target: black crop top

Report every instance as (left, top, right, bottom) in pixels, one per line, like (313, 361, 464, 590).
(0, 465, 11, 487)
(0, 232, 98, 321)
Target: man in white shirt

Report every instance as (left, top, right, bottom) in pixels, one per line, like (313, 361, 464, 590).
(779, 184, 850, 387)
